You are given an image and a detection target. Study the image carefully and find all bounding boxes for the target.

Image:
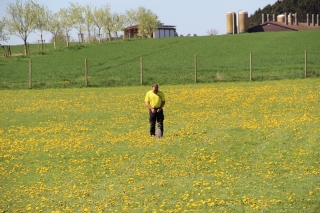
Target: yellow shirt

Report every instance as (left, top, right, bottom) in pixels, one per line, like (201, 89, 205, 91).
(145, 90, 165, 108)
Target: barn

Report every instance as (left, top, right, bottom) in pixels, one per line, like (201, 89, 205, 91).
(123, 24, 177, 39)
(248, 21, 320, 32)
(248, 14, 320, 33)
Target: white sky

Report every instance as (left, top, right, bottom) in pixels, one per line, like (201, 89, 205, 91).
(0, 0, 275, 45)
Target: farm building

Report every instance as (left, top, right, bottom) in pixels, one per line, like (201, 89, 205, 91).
(123, 24, 177, 39)
(248, 13, 320, 33)
(153, 25, 177, 38)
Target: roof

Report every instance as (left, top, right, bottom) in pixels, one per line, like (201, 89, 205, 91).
(248, 21, 320, 32)
(123, 25, 139, 31)
(158, 25, 176, 28)
(123, 24, 176, 31)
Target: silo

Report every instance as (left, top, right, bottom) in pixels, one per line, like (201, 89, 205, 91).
(288, 13, 292, 24)
(238, 10, 249, 33)
(226, 12, 237, 34)
(277, 14, 285, 22)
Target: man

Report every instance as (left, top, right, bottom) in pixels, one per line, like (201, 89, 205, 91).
(145, 84, 166, 137)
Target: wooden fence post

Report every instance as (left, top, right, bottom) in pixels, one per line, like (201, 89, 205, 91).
(194, 55, 197, 83)
(140, 57, 143, 85)
(250, 52, 252, 81)
(8, 45, 11, 56)
(27, 43, 30, 55)
(85, 58, 88, 87)
(29, 58, 32, 89)
(305, 50, 307, 78)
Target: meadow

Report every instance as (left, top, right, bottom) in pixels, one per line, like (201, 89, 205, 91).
(1, 30, 320, 89)
(0, 79, 319, 212)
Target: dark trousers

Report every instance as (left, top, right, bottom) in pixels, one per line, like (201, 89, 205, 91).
(149, 109, 164, 136)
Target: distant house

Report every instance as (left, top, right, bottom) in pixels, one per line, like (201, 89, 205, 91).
(248, 21, 320, 33)
(123, 25, 139, 39)
(153, 25, 177, 38)
(123, 24, 177, 39)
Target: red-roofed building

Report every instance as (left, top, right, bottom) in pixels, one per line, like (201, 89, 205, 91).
(248, 21, 320, 32)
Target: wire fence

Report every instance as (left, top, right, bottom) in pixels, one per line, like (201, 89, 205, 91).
(1, 50, 319, 89)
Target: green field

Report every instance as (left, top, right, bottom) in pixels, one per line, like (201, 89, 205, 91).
(0, 79, 319, 212)
(1, 30, 320, 89)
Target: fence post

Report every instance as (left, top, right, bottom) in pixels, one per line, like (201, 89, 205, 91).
(250, 52, 252, 81)
(194, 55, 197, 83)
(305, 50, 307, 78)
(85, 58, 88, 87)
(29, 58, 32, 89)
(27, 43, 30, 55)
(8, 45, 11, 56)
(140, 57, 143, 85)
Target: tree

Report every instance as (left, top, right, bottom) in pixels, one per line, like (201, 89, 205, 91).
(207, 29, 218, 36)
(112, 13, 125, 39)
(103, 6, 115, 41)
(34, 3, 52, 50)
(136, 7, 161, 38)
(84, 3, 94, 43)
(47, 12, 62, 49)
(123, 8, 139, 39)
(50, 31, 65, 43)
(59, 8, 73, 47)
(248, 0, 320, 27)
(4, 0, 37, 55)
(0, 19, 9, 42)
(69, 3, 85, 43)
(272, 1, 284, 17)
(125, 8, 138, 28)
(0, 19, 10, 56)
(93, 5, 109, 43)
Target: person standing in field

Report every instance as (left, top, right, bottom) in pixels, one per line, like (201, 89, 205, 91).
(145, 84, 166, 137)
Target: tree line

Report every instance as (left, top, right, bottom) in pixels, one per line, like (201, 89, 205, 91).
(0, 0, 162, 55)
(249, 0, 320, 28)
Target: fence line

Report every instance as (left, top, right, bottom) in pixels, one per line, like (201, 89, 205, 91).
(305, 50, 307, 78)
(13, 51, 318, 89)
(250, 53, 252, 81)
(29, 58, 32, 89)
(194, 55, 197, 83)
(140, 57, 143, 85)
(85, 58, 88, 87)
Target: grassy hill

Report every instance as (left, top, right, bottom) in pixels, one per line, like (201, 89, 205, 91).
(1, 30, 319, 89)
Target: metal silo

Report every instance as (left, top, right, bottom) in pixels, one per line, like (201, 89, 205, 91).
(288, 13, 293, 24)
(238, 11, 249, 33)
(226, 12, 237, 34)
(277, 14, 285, 22)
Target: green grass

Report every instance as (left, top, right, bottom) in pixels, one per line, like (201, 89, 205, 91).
(0, 79, 319, 212)
(1, 30, 319, 89)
